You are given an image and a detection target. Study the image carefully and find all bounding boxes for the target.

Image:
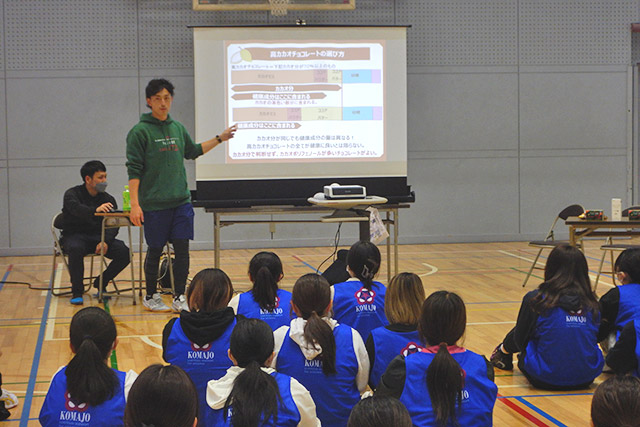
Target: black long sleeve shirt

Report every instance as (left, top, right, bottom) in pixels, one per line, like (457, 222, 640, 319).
(61, 184, 119, 243)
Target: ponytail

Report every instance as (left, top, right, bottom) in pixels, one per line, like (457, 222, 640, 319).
(426, 344, 463, 427)
(66, 307, 119, 406)
(249, 252, 283, 311)
(225, 360, 281, 426)
(292, 274, 337, 375)
(226, 319, 282, 426)
(304, 311, 337, 375)
(346, 241, 381, 291)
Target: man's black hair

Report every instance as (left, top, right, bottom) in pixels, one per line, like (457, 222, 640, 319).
(80, 160, 106, 181)
(145, 78, 175, 100)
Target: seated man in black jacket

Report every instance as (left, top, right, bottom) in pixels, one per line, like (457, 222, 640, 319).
(61, 160, 130, 305)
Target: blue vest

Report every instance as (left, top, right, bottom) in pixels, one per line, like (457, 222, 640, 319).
(369, 326, 421, 389)
(39, 367, 127, 427)
(332, 280, 388, 342)
(164, 318, 236, 420)
(204, 371, 301, 426)
(400, 350, 497, 427)
(523, 306, 604, 387)
(236, 289, 294, 330)
(276, 324, 360, 427)
(616, 283, 640, 331)
(633, 321, 640, 378)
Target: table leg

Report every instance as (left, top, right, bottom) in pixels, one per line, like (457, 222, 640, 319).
(393, 208, 399, 277)
(127, 223, 136, 305)
(99, 219, 106, 303)
(214, 212, 220, 269)
(139, 226, 144, 297)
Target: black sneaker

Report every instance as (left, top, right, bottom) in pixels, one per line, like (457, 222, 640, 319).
(490, 344, 513, 370)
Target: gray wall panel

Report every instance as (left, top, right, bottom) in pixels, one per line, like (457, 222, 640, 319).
(520, 155, 628, 235)
(4, 0, 137, 70)
(404, 157, 519, 240)
(0, 83, 6, 160)
(0, 168, 8, 249)
(520, 0, 633, 65)
(520, 72, 628, 151)
(6, 77, 139, 160)
(408, 72, 519, 152)
(397, 0, 518, 67)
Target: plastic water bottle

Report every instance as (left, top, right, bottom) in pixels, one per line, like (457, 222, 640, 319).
(123, 185, 130, 211)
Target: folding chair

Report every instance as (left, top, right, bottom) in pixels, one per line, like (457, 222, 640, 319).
(594, 206, 640, 291)
(521, 204, 584, 287)
(49, 212, 116, 296)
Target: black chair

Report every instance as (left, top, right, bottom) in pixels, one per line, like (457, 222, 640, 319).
(593, 206, 640, 291)
(521, 204, 584, 287)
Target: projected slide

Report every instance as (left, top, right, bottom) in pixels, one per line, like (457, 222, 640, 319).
(225, 41, 385, 163)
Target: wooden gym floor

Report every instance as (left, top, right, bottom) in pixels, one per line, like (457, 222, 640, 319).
(0, 240, 621, 426)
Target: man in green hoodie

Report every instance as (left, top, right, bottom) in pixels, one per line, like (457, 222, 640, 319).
(126, 78, 236, 312)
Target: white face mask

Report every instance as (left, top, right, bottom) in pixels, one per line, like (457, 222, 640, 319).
(95, 182, 108, 193)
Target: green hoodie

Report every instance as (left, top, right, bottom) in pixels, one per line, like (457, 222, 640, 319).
(126, 113, 203, 211)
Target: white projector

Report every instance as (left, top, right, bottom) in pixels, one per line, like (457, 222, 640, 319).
(323, 184, 367, 199)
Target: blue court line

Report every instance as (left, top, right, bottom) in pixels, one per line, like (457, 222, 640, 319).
(499, 392, 593, 399)
(515, 397, 568, 427)
(292, 255, 319, 272)
(19, 279, 53, 426)
(0, 265, 12, 293)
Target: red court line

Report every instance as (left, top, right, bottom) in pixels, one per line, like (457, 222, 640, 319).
(497, 393, 551, 427)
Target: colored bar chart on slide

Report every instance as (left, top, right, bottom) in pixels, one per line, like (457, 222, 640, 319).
(225, 41, 385, 162)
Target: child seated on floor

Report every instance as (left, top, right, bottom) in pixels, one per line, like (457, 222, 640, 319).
(490, 244, 604, 390)
(366, 272, 425, 389)
(598, 248, 640, 351)
(162, 268, 237, 420)
(228, 251, 294, 330)
(205, 318, 320, 426)
(272, 273, 370, 427)
(331, 241, 388, 342)
(39, 307, 137, 426)
(376, 290, 497, 426)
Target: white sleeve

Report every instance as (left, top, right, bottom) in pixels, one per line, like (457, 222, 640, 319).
(330, 285, 335, 302)
(228, 293, 240, 313)
(290, 377, 321, 427)
(124, 370, 138, 401)
(351, 328, 370, 394)
(271, 326, 289, 368)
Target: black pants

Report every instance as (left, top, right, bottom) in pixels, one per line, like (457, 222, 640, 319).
(62, 234, 130, 297)
(144, 238, 188, 297)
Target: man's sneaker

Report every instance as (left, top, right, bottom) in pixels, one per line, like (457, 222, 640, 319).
(172, 294, 189, 313)
(142, 294, 171, 312)
(70, 296, 84, 305)
(0, 389, 18, 409)
(490, 344, 513, 370)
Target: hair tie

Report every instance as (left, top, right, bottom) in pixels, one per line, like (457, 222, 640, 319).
(82, 335, 93, 341)
(439, 342, 448, 347)
(361, 265, 371, 278)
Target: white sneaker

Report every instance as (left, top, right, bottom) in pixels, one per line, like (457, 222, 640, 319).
(0, 389, 18, 409)
(172, 294, 189, 312)
(142, 294, 171, 312)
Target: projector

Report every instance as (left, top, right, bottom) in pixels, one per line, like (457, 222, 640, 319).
(324, 184, 367, 199)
